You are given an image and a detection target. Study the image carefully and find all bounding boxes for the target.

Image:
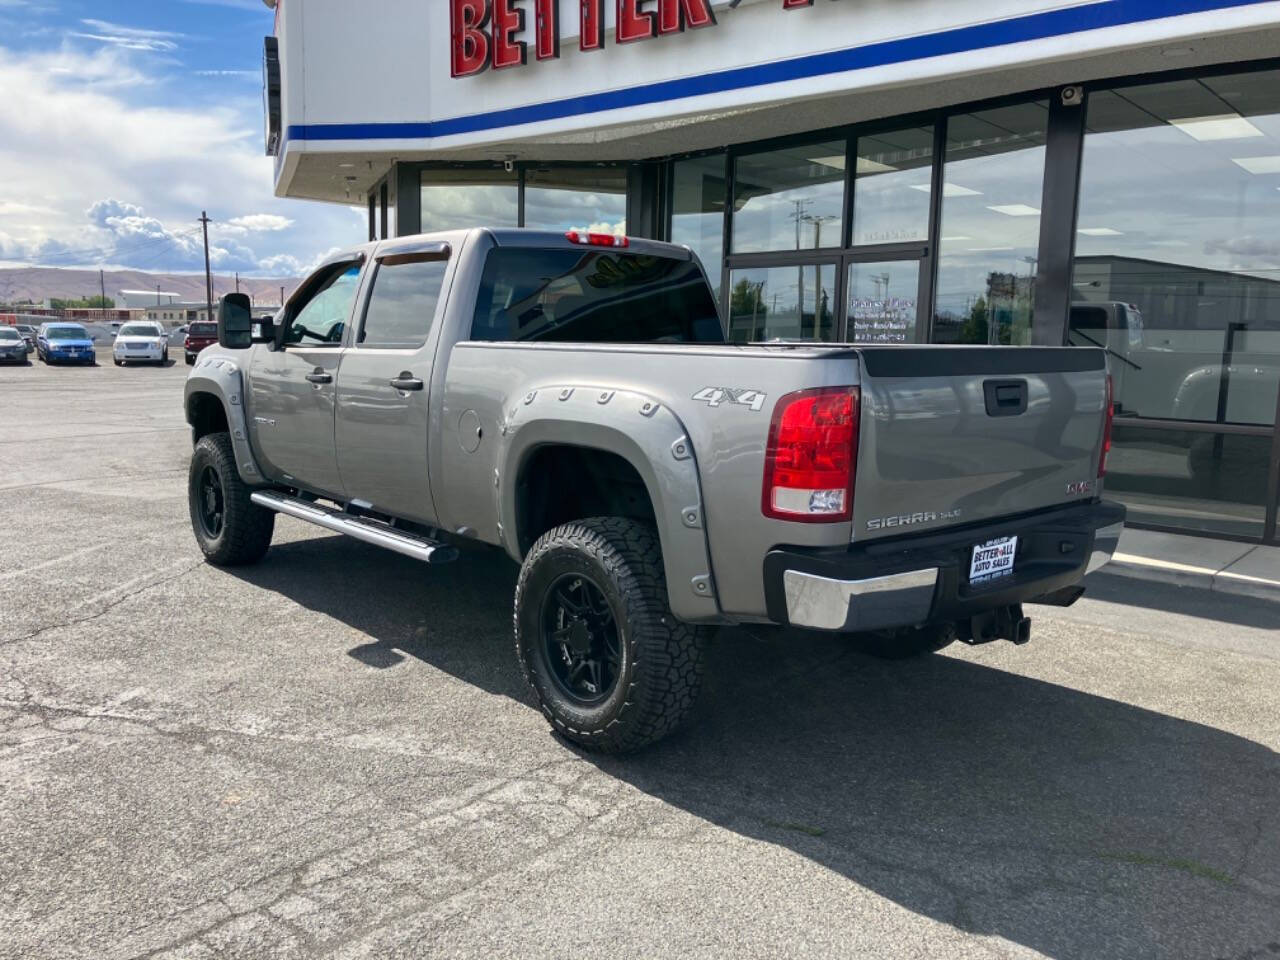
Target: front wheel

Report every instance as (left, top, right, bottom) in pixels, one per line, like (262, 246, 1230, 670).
(515, 517, 705, 753)
(188, 432, 275, 566)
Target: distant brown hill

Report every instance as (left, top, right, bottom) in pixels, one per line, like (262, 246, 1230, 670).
(0, 267, 301, 309)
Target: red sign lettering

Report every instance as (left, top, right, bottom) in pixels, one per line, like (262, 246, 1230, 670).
(534, 0, 559, 60)
(657, 0, 716, 33)
(450, 0, 491, 78)
(616, 0, 656, 43)
(492, 0, 527, 68)
(580, 0, 605, 51)
(451, 0, 834, 79)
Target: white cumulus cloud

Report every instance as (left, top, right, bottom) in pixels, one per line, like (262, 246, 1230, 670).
(226, 214, 294, 233)
(0, 43, 359, 276)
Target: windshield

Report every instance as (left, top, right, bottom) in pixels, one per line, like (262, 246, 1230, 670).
(188, 322, 216, 336)
(119, 324, 160, 337)
(470, 249, 724, 344)
(0, 328, 20, 340)
(47, 326, 88, 340)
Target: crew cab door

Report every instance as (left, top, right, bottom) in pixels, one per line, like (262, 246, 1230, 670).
(334, 245, 450, 524)
(249, 261, 363, 498)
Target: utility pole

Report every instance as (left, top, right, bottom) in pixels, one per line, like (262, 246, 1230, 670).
(280, 285, 284, 307)
(156, 283, 160, 306)
(98, 268, 106, 319)
(235, 271, 240, 294)
(199, 211, 214, 326)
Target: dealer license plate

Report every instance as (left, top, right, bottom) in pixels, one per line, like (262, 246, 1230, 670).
(969, 535, 1018, 584)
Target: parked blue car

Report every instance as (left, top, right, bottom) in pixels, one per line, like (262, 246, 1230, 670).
(36, 323, 97, 365)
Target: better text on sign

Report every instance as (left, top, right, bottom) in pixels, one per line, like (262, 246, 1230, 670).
(451, 0, 831, 77)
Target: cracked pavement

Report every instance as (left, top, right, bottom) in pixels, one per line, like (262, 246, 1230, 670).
(2, 359, 1280, 959)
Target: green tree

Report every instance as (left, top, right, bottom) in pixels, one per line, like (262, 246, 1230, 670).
(728, 278, 768, 341)
(960, 296, 989, 344)
(50, 295, 115, 309)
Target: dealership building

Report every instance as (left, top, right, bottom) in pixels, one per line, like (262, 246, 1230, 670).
(262, 0, 1280, 544)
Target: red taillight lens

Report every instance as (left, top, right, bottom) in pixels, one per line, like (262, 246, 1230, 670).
(565, 230, 629, 248)
(1098, 374, 1114, 478)
(762, 387, 859, 523)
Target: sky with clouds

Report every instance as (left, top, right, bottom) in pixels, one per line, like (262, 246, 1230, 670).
(0, 0, 362, 277)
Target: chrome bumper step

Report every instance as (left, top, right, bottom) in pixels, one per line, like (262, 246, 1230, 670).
(250, 490, 459, 565)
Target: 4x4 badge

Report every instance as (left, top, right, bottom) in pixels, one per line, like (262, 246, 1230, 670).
(692, 386, 767, 412)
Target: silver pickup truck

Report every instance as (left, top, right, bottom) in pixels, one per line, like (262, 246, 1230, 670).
(184, 228, 1124, 752)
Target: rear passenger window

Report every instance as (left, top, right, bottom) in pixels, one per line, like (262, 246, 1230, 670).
(470, 248, 723, 344)
(358, 255, 449, 349)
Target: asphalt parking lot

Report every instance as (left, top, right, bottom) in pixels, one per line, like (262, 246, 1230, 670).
(2, 356, 1279, 960)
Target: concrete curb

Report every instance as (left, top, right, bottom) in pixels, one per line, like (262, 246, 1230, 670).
(1099, 536, 1280, 603)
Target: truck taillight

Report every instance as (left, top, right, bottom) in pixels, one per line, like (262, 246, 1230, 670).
(762, 387, 859, 523)
(565, 230, 629, 248)
(1098, 375, 1114, 478)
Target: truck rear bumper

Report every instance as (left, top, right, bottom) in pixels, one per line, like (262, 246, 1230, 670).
(764, 500, 1126, 633)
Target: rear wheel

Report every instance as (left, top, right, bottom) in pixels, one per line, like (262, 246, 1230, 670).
(515, 517, 705, 753)
(188, 432, 275, 566)
(113, 358, 122, 366)
(847, 622, 957, 660)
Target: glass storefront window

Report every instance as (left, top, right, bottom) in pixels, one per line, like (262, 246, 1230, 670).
(851, 125, 934, 246)
(523, 166, 627, 234)
(848, 260, 921, 343)
(420, 169, 519, 232)
(933, 102, 1049, 345)
(731, 140, 845, 253)
(670, 154, 726, 298)
(1073, 70, 1280, 428)
(726, 265, 836, 342)
(1105, 425, 1270, 540)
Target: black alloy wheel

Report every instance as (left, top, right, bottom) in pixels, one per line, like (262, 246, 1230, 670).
(541, 572, 622, 705)
(196, 464, 225, 539)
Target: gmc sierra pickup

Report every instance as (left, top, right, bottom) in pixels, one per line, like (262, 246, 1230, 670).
(185, 228, 1124, 752)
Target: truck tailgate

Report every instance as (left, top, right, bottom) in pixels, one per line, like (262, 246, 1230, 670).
(853, 346, 1108, 543)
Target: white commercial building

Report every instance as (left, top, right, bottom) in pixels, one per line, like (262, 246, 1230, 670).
(262, 0, 1280, 543)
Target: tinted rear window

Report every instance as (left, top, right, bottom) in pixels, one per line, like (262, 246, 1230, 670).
(470, 248, 723, 344)
(189, 323, 216, 336)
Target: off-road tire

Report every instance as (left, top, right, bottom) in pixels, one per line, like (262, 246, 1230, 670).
(848, 622, 958, 660)
(515, 517, 705, 753)
(188, 431, 275, 566)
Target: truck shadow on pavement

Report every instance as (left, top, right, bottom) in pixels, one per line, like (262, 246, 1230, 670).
(232, 534, 1280, 960)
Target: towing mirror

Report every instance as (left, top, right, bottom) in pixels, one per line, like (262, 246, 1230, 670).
(252, 316, 276, 344)
(217, 293, 253, 349)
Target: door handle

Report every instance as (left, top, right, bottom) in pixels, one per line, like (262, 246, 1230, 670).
(305, 369, 332, 385)
(389, 372, 424, 391)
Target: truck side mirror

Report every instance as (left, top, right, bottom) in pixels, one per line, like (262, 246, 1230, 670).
(252, 317, 276, 343)
(217, 293, 253, 349)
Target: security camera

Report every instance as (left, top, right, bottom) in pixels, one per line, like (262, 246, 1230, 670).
(1061, 85, 1083, 107)
(503, 156, 516, 174)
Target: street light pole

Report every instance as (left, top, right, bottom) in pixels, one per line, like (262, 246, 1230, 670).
(199, 212, 214, 326)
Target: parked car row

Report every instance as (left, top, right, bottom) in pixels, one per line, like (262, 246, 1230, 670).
(3, 317, 261, 369)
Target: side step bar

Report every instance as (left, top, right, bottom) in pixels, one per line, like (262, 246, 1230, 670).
(250, 490, 459, 565)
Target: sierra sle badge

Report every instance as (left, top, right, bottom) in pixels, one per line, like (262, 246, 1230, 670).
(867, 509, 962, 532)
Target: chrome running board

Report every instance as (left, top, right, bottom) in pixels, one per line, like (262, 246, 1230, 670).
(250, 490, 459, 565)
